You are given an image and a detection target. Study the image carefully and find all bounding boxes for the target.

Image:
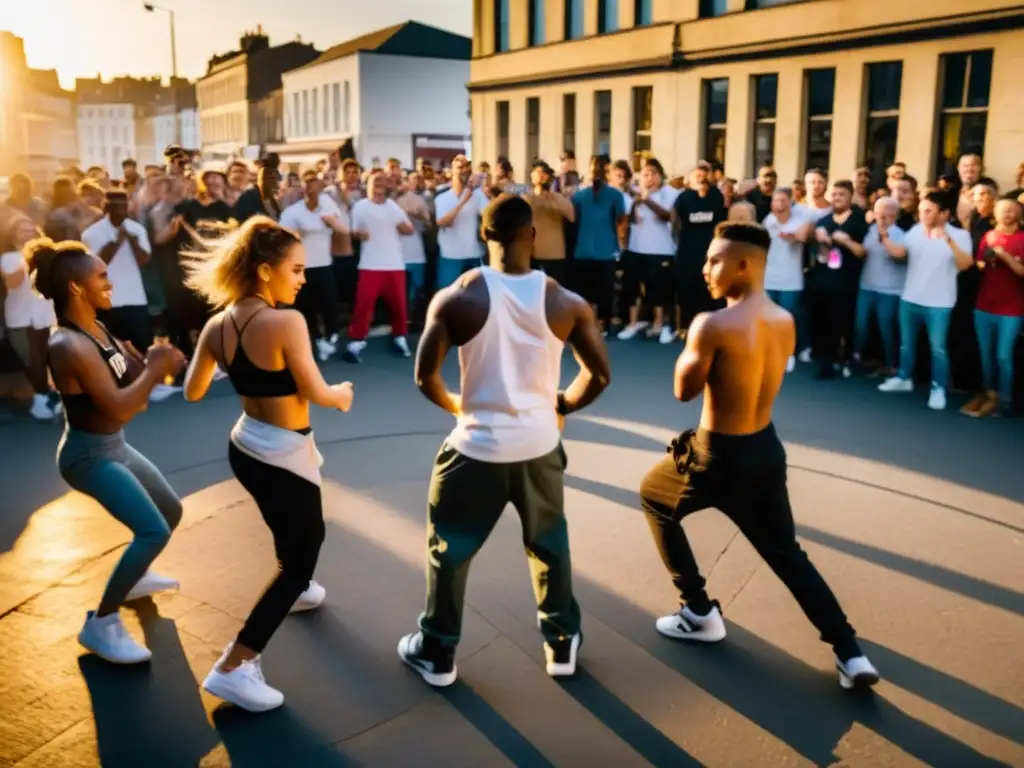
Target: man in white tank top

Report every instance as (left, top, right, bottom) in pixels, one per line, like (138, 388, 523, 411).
(398, 195, 611, 687)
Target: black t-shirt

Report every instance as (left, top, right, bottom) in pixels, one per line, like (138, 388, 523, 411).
(896, 210, 917, 232)
(810, 207, 869, 293)
(175, 198, 232, 230)
(744, 188, 772, 223)
(673, 187, 726, 259)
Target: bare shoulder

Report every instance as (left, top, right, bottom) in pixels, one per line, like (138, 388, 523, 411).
(546, 277, 588, 315)
(763, 296, 796, 327)
(47, 327, 86, 359)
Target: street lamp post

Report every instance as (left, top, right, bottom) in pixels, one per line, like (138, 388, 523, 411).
(143, 2, 179, 144)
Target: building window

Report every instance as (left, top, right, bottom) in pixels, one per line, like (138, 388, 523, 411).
(343, 81, 351, 132)
(804, 68, 834, 174)
(935, 49, 992, 180)
(598, 0, 618, 33)
(703, 78, 728, 165)
(634, 0, 653, 25)
(526, 97, 540, 163)
(564, 0, 584, 40)
(594, 90, 612, 156)
(752, 74, 777, 175)
(563, 93, 576, 153)
(631, 86, 652, 171)
(332, 83, 341, 132)
(699, 0, 728, 17)
(494, 0, 510, 52)
(862, 61, 902, 188)
(496, 100, 510, 159)
(528, 0, 545, 46)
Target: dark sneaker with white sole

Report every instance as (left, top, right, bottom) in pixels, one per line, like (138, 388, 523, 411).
(544, 633, 582, 677)
(836, 655, 880, 691)
(655, 600, 726, 643)
(397, 631, 457, 687)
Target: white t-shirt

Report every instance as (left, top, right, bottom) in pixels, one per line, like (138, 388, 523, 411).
(762, 209, 808, 291)
(796, 202, 832, 224)
(350, 198, 410, 271)
(628, 185, 681, 255)
(860, 224, 908, 295)
(435, 188, 483, 261)
(81, 217, 150, 308)
(1, 251, 55, 330)
(279, 194, 344, 270)
(901, 223, 973, 309)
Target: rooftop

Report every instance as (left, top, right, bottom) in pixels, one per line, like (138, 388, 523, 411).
(294, 20, 471, 72)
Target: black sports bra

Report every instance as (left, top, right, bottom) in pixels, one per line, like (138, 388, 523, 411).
(223, 303, 299, 398)
(57, 320, 134, 425)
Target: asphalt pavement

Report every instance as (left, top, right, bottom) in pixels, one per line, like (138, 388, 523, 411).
(1, 339, 1022, 767)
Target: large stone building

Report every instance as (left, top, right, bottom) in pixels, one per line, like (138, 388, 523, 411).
(196, 27, 319, 161)
(469, 0, 1023, 189)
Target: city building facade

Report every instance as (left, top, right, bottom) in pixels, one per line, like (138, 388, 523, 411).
(196, 27, 318, 161)
(78, 102, 137, 172)
(272, 22, 471, 168)
(469, 0, 1023, 189)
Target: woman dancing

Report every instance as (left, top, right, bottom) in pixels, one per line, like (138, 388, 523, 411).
(33, 238, 187, 664)
(183, 216, 354, 712)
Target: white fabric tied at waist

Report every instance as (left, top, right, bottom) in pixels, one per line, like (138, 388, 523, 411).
(230, 413, 324, 487)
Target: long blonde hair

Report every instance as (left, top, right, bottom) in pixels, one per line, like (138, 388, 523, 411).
(183, 215, 299, 308)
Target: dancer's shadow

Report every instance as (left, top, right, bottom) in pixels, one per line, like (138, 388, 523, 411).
(212, 706, 353, 768)
(78, 600, 219, 768)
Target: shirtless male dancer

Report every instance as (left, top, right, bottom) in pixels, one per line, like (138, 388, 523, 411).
(398, 194, 611, 686)
(639, 222, 879, 690)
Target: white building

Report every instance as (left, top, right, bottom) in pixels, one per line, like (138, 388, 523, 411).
(178, 108, 201, 151)
(78, 103, 137, 172)
(272, 21, 471, 168)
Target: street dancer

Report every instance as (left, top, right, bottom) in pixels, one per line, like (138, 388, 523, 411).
(639, 222, 880, 691)
(398, 194, 610, 686)
(183, 216, 354, 712)
(35, 238, 186, 664)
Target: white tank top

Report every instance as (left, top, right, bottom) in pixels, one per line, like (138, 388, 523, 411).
(447, 267, 564, 463)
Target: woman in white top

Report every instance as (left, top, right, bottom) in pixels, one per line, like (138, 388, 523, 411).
(617, 158, 681, 344)
(0, 215, 59, 419)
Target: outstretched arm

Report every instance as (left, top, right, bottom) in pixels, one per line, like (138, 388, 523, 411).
(183, 315, 221, 402)
(674, 312, 716, 401)
(560, 297, 611, 414)
(414, 288, 460, 415)
(280, 311, 353, 410)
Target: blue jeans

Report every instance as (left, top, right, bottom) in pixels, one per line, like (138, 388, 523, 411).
(58, 429, 181, 609)
(767, 290, 805, 351)
(406, 263, 426, 305)
(855, 290, 900, 369)
(898, 300, 951, 389)
(974, 310, 1023, 405)
(436, 257, 481, 290)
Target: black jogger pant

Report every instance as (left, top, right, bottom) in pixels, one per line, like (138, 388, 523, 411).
(295, 264, 341, 340)
(419, 440, 581, 648)
(229, 443, 325, 653)
(639, 424, 860, 660)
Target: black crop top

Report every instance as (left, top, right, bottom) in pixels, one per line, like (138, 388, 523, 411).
(58, 320, 134, 426)
(224, 305, 299, 398)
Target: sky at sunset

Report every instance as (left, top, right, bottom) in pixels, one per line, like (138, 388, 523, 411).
(3, 0, 473, 89)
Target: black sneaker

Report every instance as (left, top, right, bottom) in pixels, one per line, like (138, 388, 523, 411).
(397, 631, 457, 687)
(544, 632, 582, 678)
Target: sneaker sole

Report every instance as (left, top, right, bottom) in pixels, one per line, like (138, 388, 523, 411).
(837, 667, 880, 691)
(202, 677, 285, 713)
(288, 599, 324, 614)
(124, 580, 180, 603)
(78, 632, 152, 665)
(397, 643, 457, 688)
(655, 624, 727, 643)
(545, 634, 582, 677)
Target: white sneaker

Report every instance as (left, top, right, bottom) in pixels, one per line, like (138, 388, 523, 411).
(878, 376, 913, 393)
(927, 384, 947, 411)
(798, 348, 812, 364)
(290, 580, 326, 613)
(785, 355, 796, 374)
(78, 610, 152, 664)
(836, 655, 880, 691)
(125, 571, 180, 602)
(842, 365, 852, 379)
(544, 633, 581, 677)
(328, 333, 340, 346)
(212, 366, 229, 381)
(343, 340, 367, 364)
(617, 322, 648, 341)
(316, 338, 336, 362)
(655, 603, 727, 643)
(149, 384, 181, 403)
(203, 655, 284, 713)
(393, 336, 411, 358)
(29, 394, 55, 420)
(658, 326, 675, 345)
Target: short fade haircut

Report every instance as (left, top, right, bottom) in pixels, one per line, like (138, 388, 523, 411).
(481, 194, 533, 245)
(714, 221, 771, 253)
(832, 179, 854, 194)
(104, 189, 129, 202)
(923, 190, 952, 213)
